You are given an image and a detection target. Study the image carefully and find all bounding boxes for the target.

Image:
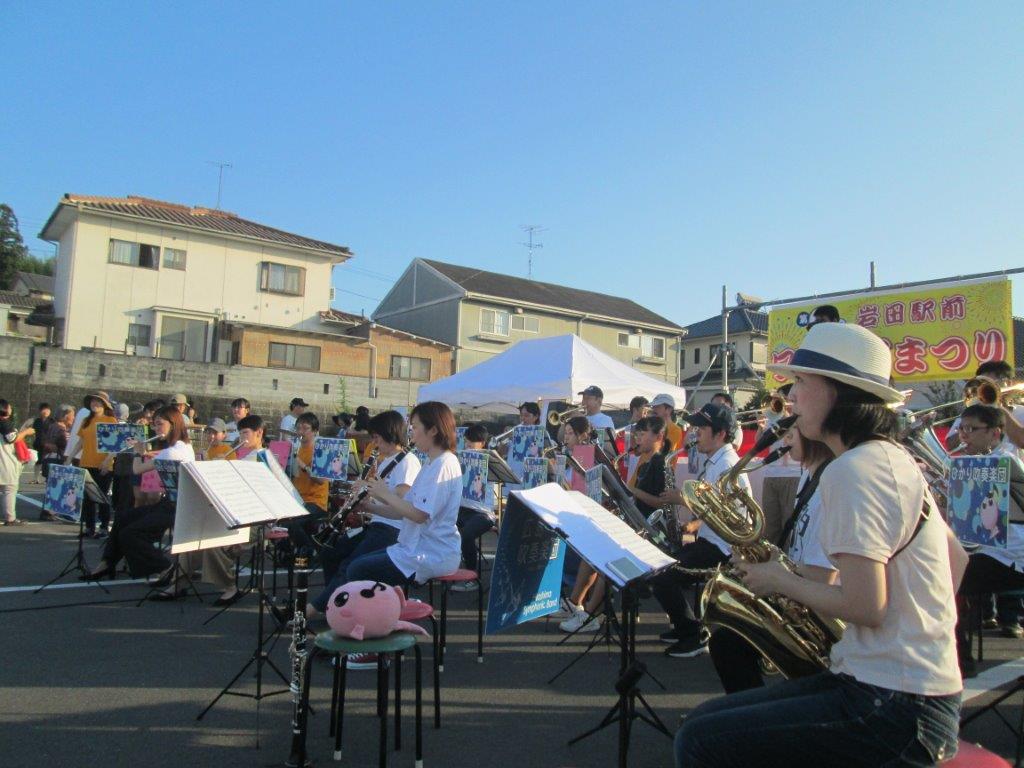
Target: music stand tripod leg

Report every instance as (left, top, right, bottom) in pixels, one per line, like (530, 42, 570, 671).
(35, 514, 110, 594)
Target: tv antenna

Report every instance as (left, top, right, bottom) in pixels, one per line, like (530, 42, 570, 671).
(206, 161, 233, 209)
(520, 225, 545, 279)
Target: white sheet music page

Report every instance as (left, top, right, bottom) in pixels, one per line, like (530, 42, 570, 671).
(512, 483, 675, 587)
(231, 461, 309, 523)
(170, 464, 250, 553)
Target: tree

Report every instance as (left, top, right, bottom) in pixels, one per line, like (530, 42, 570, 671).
(0, 204, 28, 289)
(921, 380, 962, 421)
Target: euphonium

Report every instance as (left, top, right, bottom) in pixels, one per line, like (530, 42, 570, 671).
(680, 415, 844, 679)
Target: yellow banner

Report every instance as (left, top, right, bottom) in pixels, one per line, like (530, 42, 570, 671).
(767, 278, 1013, 386)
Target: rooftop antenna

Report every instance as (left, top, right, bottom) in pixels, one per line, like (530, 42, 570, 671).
(520, 225, 545, 279)
(206, 161, 232, 209)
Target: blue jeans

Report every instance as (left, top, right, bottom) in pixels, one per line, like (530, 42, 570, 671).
(344, 550, 409, 589)
(675, 672, 960, 768)
(312, 523, 400, 612)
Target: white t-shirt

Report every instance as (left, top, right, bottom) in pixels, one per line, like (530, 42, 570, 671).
(64, 407, 90, 460)
(819, 440, 961, 696)
(387, 451, 463, 581)
(970, 444, 1024, 571)
(695, 444, 751, 556)
(587, 412, 615, 449)
(224, 421, 240, 444)
(369, 451, 422, 531)
(156, 440, 196, 463)
(784, 469, 834, 572)
(280, 414, 298, 436)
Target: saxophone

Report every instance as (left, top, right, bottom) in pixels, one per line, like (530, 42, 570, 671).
(285, 555, 313, 768)
(658, 450, 682, 552)
(680, 416, 844, 679)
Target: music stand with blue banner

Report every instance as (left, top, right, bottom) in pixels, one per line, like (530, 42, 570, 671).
(95, 423, 145, 454)
(949, 456, 1019, 548)
(493, 483, 676, 767)
(36, 465, 112, 593)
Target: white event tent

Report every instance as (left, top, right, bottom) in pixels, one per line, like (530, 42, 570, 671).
(417, 334, 688, 413)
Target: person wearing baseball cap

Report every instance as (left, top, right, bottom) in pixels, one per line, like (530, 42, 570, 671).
(651, 401, 748, 660)
(202, 418, 234, 460)
(649, 393, 683, 454)
(572, 385, 614, 449)
(675, 322, 965, 768)
(279, 397, 308, 439)
(170, 394, 191, 426)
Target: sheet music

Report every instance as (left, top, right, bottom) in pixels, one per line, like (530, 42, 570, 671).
(511, 483, 675, 587)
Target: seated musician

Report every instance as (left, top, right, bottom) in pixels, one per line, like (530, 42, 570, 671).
(955, 403, 1024, 677)
(287, 412, 329, 552)
(342, 402, 462, 587)
(754, 384, 802, 543)
(621, 396, 650, 479)
(652, 403, 747, 658)
(708, 425, 836, 693)
(201, 418, 233, 460)
(84, 406, 195, 580)
(650, 394, 683, 455)
(308, 410, 421, 619)
(675, 322, 965, 768)
(451, 423, 497, 592)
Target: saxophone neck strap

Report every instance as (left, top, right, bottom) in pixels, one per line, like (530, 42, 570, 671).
(778, 459, 831, 549)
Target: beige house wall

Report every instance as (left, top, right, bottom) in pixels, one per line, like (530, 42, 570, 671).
(55, 211, 337, 355)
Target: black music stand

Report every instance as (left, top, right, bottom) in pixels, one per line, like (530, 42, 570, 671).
(36, 472, 112, 594)
(487, 449, 522, 526)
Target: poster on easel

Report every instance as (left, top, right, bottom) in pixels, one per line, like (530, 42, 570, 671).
(456, 427, 467, 452)
(310, 437, 351, 480)
(95, 423, 146, 454)
(585, 465, 603, 504)
(949, 455, 1012, 548)
(521, 456, 548, 489)
(459, 450, 489, 507)
(44, 464, 87, 522)
(508, 425, 546, 480)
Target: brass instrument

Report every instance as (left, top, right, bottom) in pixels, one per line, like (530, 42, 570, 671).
(547, 406, 586, 427)
(487, 426, 517, 449)
(680, 415, 845, 678)
(970, 378, 1024, 407)
(736, 393, 787, 424)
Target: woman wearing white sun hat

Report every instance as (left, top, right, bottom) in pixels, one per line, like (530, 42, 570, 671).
(674, 322, 968, 768)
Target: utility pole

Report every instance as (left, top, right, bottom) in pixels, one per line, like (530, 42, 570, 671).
(206, 161, 232, 209)
(520, 225, 545, 279)
(721, 285, 731, 396)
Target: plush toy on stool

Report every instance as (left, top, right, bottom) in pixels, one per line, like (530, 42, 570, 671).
(326, 580, 432, 640)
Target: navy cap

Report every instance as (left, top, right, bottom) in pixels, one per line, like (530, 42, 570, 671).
(683, 402, 737, 435)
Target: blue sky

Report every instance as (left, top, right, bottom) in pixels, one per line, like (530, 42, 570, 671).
(4, 3, 1022, 326)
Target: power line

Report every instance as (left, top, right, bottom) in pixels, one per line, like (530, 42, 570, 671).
(335, 288, 382, 301)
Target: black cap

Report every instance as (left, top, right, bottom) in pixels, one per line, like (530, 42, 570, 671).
(290, 397, 309, 408)
(578, 385, 604, 399)
(682, 403, 737, 435)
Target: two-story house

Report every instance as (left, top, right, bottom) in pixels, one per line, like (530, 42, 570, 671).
(39, 194, 352, 362)
(680, 307, 769, 407)
(372, 258, 685, 384)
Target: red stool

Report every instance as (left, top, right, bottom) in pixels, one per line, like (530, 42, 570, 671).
(941, 741, 1011, 766)
(428, 569, 484, 671)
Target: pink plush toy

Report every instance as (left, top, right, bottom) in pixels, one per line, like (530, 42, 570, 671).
(326, 580, 432, 640)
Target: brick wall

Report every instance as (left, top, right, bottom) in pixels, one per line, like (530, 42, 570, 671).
(0, 336, 424, 429)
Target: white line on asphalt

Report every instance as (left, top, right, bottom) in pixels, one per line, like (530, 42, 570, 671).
(963, 656, 1024, 703)
(0, 568, 293, 594)
(16, 494, 43, 508)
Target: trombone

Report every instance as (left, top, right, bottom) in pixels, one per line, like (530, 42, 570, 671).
(906, 377, 1024, 423)
(547, 406, 586, 427)
(735, 393, 787, 424)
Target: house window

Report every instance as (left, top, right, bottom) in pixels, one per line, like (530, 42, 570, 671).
(268, 342, 321, 371)
(680, 348, 686, 367)
(260, 262, 305, 296)
(158, 317, 208, 362)
(390, 355, 431, 381)
(511, 314, 539, 333)
(641, 336, 665, 359)
(108, 239, 160, 269)
(480, 308, 509, 336)
(618, 332, 640, 349)
(128, 323, 152, 347)
(693, 347, 700, 366)
(163, 247, 187, 270)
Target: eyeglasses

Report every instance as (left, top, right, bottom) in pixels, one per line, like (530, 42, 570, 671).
(959, 424, 992, 435)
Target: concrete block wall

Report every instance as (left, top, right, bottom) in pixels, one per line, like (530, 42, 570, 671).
(0, 337, 422, 429)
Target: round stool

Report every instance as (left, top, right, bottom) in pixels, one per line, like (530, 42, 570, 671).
(942, 741, 1011, 766)
(427, 568, 483, 671)
(314, 630, 424, 768)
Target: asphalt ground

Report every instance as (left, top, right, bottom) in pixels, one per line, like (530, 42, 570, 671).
(1, 473, 1023, 768)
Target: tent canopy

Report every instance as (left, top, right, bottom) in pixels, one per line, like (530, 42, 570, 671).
(417, 334, 687, 412)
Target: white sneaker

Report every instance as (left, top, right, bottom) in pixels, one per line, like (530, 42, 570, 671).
(559, 607, 601, 633)
(548, 597, 577, 620)
(449, 580, 478, 592)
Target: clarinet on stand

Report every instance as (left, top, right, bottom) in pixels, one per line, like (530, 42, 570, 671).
(285, 554, 313, 768)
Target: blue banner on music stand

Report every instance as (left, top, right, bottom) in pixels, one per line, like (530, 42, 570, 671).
(310, 437, 351, 480)
(486, 494, 565, 634)
(95, 423, 145, 454)
(949, 455, 1012, 548)
(44, 464, 86, 522)
(507, 425, 545, 480)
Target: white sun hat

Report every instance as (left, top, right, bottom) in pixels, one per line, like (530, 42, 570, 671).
(767, 322, 905, 404)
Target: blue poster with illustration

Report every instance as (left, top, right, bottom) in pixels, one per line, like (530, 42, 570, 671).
(948, 456, 1012, 548)
(486, 494, 565, 634)
(521, 456, 548, 489)
(459, 450, 489, 507)
(310, 437, 351, 480)
(456, 427, 467, 452)
(44, 464, 87, 522)
(95, 423, 145, 454)
(508, 425, 545, 480)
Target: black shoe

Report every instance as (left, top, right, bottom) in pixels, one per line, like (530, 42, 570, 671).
(149, 589, 186, 602)
(665, 636, 708, 658)
(659, 629, 681, 644)
(960, 654, 978, 679)
(94, 528, 109, 540)
(79, 529, 95, 539)
(3, 519, 26, 526)
(79, 565, 115, 582)
(213, 590, 245, 607)
(999, 623, 1024, 639)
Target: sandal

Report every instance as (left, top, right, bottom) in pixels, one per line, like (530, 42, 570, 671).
(149, 588, 186, 602)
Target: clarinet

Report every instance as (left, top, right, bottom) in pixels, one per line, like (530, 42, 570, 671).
(313, 450, 406, 548)
(660, 450, 682, 552)
(285, 555, 312, 768)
